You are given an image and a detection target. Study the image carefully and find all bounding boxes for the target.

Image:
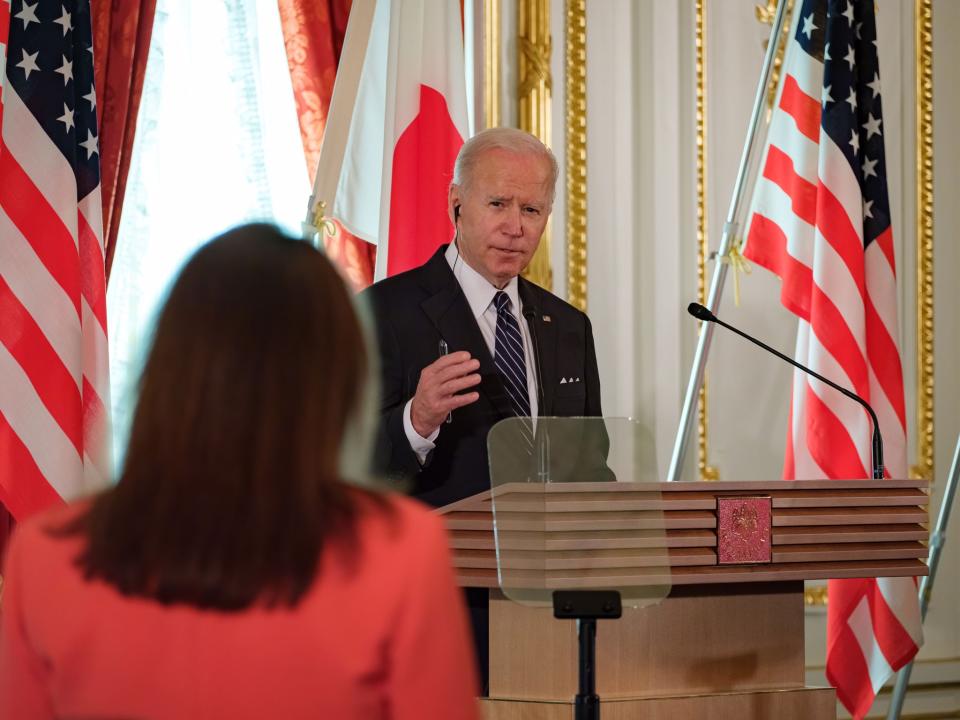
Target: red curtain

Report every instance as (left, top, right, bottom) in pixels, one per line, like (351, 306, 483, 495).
(278, 0, 377, 291)
(92, 0, 157, 281)
(0, 1, 156, 564)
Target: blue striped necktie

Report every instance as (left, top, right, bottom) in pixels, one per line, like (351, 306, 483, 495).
(493, 292, 532, 419)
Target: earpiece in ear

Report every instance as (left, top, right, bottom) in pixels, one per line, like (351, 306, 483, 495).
(452, 204, 462, 259)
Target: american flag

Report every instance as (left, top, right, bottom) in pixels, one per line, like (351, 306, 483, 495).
(743, 0, 922, 716)
(0, 0, 111, 521)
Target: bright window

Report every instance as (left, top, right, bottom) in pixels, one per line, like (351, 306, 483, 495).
(107, 0, 309, 467)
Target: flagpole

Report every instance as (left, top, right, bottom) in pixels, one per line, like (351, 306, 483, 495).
(302, 0, 378, 245)
(665, 0, 790, 483)
(886, 432, 960, 719)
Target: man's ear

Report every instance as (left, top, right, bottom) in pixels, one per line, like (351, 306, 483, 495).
(448, 185, 462, 222)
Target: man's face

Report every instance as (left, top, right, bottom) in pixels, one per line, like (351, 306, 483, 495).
(448, 148, 553, 289)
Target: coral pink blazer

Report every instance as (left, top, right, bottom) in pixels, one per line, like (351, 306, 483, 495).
(0, 494, 479, 720)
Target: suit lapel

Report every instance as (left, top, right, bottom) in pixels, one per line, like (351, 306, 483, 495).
(519, 279, 558, 417)
(418, 248, 513, 419)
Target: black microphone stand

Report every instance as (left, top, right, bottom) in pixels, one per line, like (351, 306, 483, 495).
(688, 303, 885, 479)
(553, 590, 622, 720)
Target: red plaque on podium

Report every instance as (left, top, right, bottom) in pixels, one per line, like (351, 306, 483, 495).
(717, 496, 772, 564)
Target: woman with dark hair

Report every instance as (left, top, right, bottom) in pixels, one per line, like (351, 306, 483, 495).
(0, 224, 479, 719)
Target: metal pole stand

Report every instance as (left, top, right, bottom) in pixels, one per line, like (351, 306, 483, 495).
(553, 590, 623, 720)
(666, 0, 791, 482)
(886, 432, 960, 719)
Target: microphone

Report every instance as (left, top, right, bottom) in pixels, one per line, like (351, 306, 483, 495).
(522, 306, 546, 412)
(687, 302, 885, 479)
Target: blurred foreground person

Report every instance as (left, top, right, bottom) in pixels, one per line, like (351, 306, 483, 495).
(0, 224, 479, 720)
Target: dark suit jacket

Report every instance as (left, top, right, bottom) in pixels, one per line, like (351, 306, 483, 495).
(362, 245, 604, 508)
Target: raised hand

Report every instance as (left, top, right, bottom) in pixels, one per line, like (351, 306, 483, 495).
(410, 351, 481, 437)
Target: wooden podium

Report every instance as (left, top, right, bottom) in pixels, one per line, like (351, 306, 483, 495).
(438, 479, 929, 720)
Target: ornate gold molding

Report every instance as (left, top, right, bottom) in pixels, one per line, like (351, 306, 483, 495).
(911, 0, 934, 482)
(518, 0, 553, 290)
(804, 585, 829, 606)
(484, 0, 501, 129)
(755, 0, 795, 112)
(565, 0, 587, 312)
(696, 0, 719, 481)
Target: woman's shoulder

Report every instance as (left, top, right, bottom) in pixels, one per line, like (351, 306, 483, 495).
(350, 490, 449, 550)
(7, 499, 91, 552)
(2, 498, 94, 598)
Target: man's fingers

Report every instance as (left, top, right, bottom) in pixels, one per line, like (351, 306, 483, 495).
(431, 357, 481, 384)
(446, 391, 480, 410)
(437, 373, 482, 408)
(430, 350, 473, 370)
(442, 373, 482, 395)
(411, 354, 481, 430)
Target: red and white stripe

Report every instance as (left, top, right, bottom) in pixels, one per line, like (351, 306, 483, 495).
(744, 6, 921, 719)
(0, 27, 111, 520)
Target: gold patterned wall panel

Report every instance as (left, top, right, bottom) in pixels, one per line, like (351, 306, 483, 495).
(482, 0, 585, 303)
(517, 0, 554, 290)
(912, 0, 934, 482)
(565, 0, 587, 312)
(485, 0, 502, 129)
(695, 0, 719, 481)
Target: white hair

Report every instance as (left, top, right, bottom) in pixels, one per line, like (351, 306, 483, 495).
(452, 127, 559, 203)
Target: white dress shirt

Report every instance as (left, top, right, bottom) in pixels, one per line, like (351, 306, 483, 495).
(403, 243, 540, 463)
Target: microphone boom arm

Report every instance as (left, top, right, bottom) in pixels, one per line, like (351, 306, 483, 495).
(694, 305, 884, 480)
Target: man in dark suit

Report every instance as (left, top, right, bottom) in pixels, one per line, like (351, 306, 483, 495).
(363, 128, 603, 687)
